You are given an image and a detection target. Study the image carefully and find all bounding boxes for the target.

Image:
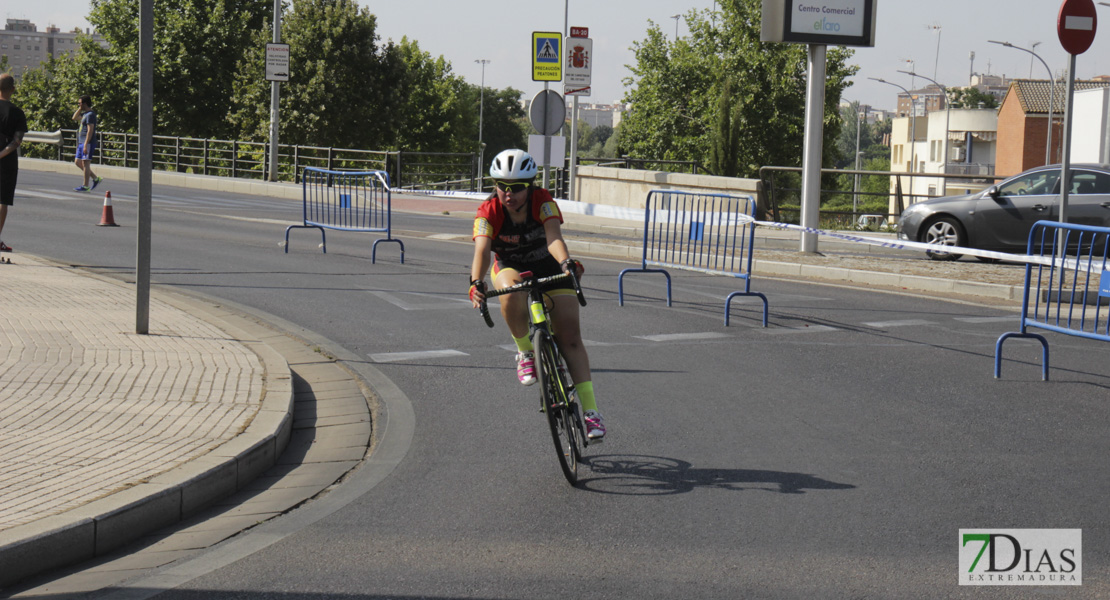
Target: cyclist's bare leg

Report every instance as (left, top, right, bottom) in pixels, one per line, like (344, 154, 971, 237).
(550, 294, 591, 384)
(494, 269, 530, 339)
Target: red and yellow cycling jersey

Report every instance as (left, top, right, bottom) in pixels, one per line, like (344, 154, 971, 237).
(473, 188, 563, 265)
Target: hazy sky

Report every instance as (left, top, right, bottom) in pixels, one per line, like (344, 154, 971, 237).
(8, 0, 1110, 111)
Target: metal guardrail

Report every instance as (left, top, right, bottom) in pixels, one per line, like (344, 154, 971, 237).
(22, 130, 63, 145)
(284, 168, 404, 263)
(21, 129, 695, 199)
(759, 166, 1006, 227)
(617, 190, 768, 326)
(20, 129, 482, 192)
(996, 220, 1110, 380)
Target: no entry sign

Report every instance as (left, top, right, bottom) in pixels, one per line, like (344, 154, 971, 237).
(1058, 0, 1097, 55)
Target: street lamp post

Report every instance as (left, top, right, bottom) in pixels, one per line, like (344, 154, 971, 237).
(899, 70, 950, 195)
(989, 40, 1055, 165)
(475, 59, 489, 191)
(852, 104, 868, 214)
(870, 77, 919, 203)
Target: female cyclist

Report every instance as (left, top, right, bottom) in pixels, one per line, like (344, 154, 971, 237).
(468, 149, 606, 440)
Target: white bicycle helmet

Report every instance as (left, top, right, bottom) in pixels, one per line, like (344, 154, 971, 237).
(489, 149, 538, 180)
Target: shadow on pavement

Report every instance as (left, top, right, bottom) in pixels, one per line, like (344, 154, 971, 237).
(577, 454, 857, 496)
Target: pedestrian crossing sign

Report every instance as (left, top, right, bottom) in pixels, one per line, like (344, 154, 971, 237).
(532, 32, 562, 81)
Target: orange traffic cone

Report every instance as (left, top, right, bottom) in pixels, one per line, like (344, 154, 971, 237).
(98, 191, 118, 227)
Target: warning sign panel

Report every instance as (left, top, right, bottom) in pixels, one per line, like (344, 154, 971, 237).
(532, 31, 562, 81)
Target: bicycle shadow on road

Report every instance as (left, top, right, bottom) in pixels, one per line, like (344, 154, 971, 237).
(577, 454, 856, 496)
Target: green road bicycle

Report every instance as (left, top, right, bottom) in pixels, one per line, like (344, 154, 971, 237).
(479, 271, 590, 486)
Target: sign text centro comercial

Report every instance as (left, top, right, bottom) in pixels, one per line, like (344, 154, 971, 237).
(760, 0, 875, 47)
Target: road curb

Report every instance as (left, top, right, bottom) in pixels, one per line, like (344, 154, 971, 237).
(0, 258, 295, 588)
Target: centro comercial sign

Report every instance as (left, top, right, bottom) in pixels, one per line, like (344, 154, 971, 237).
(761, 0, 877, 47)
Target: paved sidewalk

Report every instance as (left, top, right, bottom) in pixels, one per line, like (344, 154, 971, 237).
(0, 253, 299, 587)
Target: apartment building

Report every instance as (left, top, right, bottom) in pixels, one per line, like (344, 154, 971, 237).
(1, 19, 106, 79)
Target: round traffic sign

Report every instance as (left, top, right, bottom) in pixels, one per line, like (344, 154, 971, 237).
(1058, 0, 1097, 55)
(529, 89, 565, 136)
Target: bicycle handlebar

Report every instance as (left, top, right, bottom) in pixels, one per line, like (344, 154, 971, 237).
(478, 271, 586, 328)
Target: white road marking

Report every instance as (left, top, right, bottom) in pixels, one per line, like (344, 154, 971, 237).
(496, 339, 612, 352)
(862, 319, 936, 328)
(368, 291, 471, 311)
(166, 209, 296, 226)
(763, 325, 839, 334)
(370, 349, 468, 363)
(19, 189, 88, 200)
(954, 316, 1016, 323)
(634, 332, 732, 342)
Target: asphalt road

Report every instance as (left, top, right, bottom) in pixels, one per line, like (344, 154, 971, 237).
(7, 171, 1109, 598)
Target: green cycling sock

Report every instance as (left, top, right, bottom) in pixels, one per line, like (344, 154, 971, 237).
(513, 334, 533, 353)
(575, 381, 597, 412)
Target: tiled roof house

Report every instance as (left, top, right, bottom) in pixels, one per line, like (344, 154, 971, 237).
(997, 79, 1110, 177)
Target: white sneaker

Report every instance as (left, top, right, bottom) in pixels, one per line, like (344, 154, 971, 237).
(583, 410, 606, 441)
(516, 351, 537, 386)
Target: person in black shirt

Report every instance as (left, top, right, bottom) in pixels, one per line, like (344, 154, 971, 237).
(0, 73, 27, 253)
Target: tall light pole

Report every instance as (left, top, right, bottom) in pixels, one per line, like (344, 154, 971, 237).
(474, 59, 489, 190)
(899, 70, 950, 195)
(870, 77, 919, 203)
(989, 40, 1055, 165)
(928, 24, 942, 81)
(671, 14, 681, 40)
(852, 103, 869, 214)
(268, 0, 281, 182)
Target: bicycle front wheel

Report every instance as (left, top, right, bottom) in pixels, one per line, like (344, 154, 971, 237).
(534, 329, 580, 485)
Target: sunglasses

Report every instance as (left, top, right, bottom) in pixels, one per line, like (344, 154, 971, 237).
(495, 180, 531, 193)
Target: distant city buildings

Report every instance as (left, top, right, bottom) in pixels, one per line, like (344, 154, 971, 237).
(1, 19, 107, 79)
(521, 98, 628, 130)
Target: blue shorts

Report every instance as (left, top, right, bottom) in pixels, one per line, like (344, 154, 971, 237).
(76, 143, 97, 161)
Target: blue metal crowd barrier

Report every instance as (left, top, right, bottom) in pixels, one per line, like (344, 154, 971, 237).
(995, 220, 1110, 379)
(617, 190, 768, 326)
(284, 167, 405, 263)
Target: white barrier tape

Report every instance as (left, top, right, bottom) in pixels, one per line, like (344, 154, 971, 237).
(394, 189, 489, 200)
(751, 218, 1108, 271)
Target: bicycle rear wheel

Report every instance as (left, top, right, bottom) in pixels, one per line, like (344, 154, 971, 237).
(534, 329, 580, 485)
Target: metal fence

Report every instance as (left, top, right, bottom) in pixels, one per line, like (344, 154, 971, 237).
(284, 167, 404, 263)
(617, 190, 768, 326)
(23, 130, 707, 200)
(995, 220, 1110, 380)
(23, 129, 483, 191)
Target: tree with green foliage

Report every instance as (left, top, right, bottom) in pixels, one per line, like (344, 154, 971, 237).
(474, 86, 527, 160)
(74, 0, 270, 136)
(14, 0, 524, 160)
(228, 0, 403, 149)
(836, 100, 881, 169)
(948, 87, 999, 110)
(709, 78, 743, 177)
(621, 0, 857, 177)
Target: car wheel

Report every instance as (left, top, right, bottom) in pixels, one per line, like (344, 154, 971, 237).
(920, 216, 965, 261)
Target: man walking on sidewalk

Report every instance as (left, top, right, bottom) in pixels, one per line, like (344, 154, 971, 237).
(0, 73, 27, 253)
(72, 94, 102, 192)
